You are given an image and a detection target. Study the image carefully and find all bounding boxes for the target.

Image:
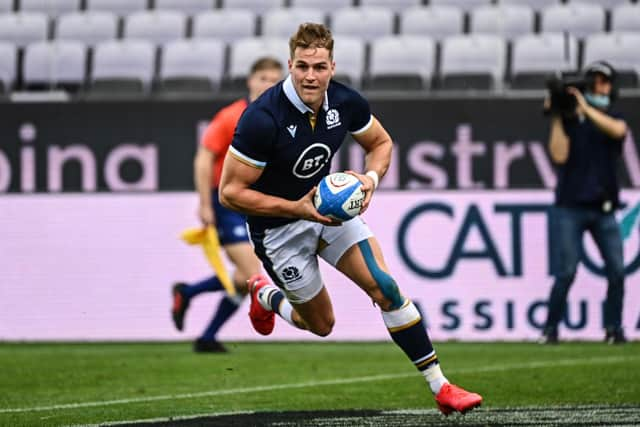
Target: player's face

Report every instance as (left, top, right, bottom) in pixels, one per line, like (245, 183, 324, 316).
(247, 68, 283, 102)
(289, 47, 335, 112)
(593, 74, 612, 96)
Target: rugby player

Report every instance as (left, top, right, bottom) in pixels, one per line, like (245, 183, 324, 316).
(220, 23, 482, 413)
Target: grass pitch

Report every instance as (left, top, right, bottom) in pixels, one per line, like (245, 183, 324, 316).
(1, 341, 639, 426)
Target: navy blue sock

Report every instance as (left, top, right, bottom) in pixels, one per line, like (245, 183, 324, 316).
(268, 290, 286, 315)
(200, 296, 240, 341)
(182, 276, 223, 299)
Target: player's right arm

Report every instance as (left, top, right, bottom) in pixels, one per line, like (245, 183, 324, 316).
(219, 155, 333, 224)
(219, 108, 334, 225)
(194, 146, 215, 225)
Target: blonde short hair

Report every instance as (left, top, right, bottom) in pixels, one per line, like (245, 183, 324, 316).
(288, 22, 334, 59)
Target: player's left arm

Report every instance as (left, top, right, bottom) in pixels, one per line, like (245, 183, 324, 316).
(349, 116, 393, 214)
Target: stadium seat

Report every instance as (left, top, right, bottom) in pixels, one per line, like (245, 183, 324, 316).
(440, 34, 506, 90)
(153, 0, 214, 15)
(19, 0, 80, 18)
(541, 3, 605, 39)
(470, 4, 534, 40)
(429, 0, 492, 12)
(359, 0, 421, 13)
(0, 0, 13, 13)
(399, 6, 464, 40)
(262, 8, 326, 38)
(192, 10, 256, 43)
(55, 11, 118, 46)
(611, 4, 640, 33)
(0, 41, 17, 94)
(332, 36, 365, 87)
(85, 0, 148, 17)
(90, 39, 155, 97)
(570, 0, 631, 9)
(496, 0, 559, 11)
(220, 0, 284, 15)
(367, 35, 435, 90)
(227, 37, 289, 90)
(289, 0, 352, 14)
(511, 33, 578, 89)
(331, 7, 393, 42)
(158, 39, 224, 96)
(123, 10, 186, 45)
(23, 40, 86, 91)
(583, 32, 640, 88)
(0, 12, 48, 47)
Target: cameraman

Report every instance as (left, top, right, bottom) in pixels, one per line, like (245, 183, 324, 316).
(541, 61, 628, 344)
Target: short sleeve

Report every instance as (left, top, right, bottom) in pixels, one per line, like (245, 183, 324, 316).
(348, 89, 373, 135)
(229, 106, 277, 169)
(201, 110, 234, 156)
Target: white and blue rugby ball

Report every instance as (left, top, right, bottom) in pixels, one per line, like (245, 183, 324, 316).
(314, 172, 365, 221)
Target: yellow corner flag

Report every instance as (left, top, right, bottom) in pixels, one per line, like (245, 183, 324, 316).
(181, 226, 236, 296)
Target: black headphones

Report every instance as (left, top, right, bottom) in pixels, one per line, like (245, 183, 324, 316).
(583, 60, 618, 101)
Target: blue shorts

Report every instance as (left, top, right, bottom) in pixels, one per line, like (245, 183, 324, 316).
(212, 189, 250, 245)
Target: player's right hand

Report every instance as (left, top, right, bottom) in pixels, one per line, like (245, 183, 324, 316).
(299, 187, 341, 226)
(198, 204, 216, 226)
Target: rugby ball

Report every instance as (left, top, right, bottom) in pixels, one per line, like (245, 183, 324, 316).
(314, 172, 365, 221)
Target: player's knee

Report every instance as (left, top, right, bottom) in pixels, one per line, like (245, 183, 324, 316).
(368, 288, 393, 311)
(309, 317, 334, 337)
(369, 276, 403, 311)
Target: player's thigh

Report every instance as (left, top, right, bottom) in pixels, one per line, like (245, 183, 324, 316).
(335, 237, 391, 299)
(223, 242, 260, 275)
(252, 220, 330, 308)
(224, 242, 261, 292)
(318, 218, 389, 300)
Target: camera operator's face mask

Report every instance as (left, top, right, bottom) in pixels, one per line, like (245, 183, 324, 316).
(585, 92, 610, 109)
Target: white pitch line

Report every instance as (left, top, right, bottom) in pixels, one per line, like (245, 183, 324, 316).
(1, 355, 637, 416)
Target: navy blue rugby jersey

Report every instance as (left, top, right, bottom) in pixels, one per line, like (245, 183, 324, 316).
(229, 75, 373, 232)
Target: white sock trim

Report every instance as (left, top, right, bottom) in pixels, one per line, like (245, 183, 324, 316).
(278, 299, 296, 328)
(381, 299, 421, 330)
(257, 285, 279, 311)
(423, 363, 449, 395)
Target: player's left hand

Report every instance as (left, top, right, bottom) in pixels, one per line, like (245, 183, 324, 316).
(345, 170, 375, 215)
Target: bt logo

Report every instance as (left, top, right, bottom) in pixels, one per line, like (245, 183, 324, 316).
(293, 143, 331, 178)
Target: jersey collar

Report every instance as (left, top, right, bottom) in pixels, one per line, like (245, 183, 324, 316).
(283, 75, 329, 115)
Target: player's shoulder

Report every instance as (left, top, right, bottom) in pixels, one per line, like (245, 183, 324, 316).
(236, 83, 285, 133)
(216, 98, 248, 120)
(241, 82, 285, 122)
(327, 79, 366, 105)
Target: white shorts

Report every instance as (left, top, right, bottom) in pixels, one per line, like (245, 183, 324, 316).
(249, 217, 373, 304)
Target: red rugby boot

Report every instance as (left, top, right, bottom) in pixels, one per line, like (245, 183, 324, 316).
(435, 383, 482, 416)
(248, 274, 275, 335)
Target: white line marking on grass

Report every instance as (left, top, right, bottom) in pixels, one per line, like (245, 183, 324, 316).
(1, 355, 637, 416)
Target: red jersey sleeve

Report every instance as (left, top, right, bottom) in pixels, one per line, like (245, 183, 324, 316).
(200, 98, 248, 188)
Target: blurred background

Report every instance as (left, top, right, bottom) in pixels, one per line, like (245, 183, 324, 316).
(1, 0, 639, 342)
